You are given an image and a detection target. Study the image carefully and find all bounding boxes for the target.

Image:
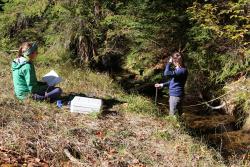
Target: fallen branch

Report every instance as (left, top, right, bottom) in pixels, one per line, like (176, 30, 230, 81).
(64, 148, 87, 166)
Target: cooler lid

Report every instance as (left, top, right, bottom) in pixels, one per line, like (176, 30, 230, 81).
(71, 96, 102, 108)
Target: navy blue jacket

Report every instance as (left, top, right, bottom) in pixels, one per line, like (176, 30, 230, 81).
(163, 63, 188, 97)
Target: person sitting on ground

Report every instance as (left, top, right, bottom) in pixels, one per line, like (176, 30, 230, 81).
(155, 52, 188, 116)
(12, 42, 62, 102)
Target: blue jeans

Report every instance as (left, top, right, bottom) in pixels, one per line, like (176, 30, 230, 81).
(32, 86, 62, 102)
(169, 96, 183, 115)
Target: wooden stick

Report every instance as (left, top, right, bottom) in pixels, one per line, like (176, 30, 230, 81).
(9, 50, 19, 52)
(155, 87, 158, 105)
(64, 148, 87, 166)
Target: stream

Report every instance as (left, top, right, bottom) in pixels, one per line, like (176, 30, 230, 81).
(111, 72, 249, 162)
(158, 94, 250, 162)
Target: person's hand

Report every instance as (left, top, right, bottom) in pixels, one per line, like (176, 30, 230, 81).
(155, 83, 163, 88)
(169, 57, 173, 63)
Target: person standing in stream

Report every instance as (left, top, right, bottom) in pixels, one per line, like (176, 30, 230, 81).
(12, 42, 62, 102)
(155, 52, 188, 116)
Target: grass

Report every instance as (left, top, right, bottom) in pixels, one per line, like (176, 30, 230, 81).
(224, 76, 250, 130)
(0, 55, 248, 166)
(153, 130, 172, 141)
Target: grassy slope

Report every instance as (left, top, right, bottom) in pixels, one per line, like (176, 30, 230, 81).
(224, 77, 250, 130)
(0, 55, 228, 166)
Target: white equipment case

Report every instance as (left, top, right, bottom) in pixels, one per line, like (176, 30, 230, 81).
(70, 96, 102, 114)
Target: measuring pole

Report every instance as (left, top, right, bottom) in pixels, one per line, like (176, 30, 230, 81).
(155, 87, 158, 105)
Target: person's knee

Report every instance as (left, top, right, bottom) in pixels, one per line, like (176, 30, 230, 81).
(169, 96, 182, 115)
(55, 87, 63, 95)
(58, 87, 63, 94)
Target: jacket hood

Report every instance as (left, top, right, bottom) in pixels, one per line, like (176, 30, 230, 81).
(12, 57, 29, 70)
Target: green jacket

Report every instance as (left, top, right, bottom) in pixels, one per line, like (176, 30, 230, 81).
(12, 57, 47, 100)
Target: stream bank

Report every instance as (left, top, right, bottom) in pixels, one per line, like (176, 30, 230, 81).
(157, 92, 250, 163)
(112, 72, 250, 163)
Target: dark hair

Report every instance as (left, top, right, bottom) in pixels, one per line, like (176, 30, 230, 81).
(17, 42, 33, 58)
(172, 52, 185, 67)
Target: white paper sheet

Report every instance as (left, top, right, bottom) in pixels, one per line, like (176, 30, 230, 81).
(42, 70, 62, 86)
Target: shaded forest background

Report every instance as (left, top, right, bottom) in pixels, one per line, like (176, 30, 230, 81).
(0, 0, 249, 91)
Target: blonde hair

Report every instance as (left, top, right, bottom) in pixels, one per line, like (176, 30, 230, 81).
(17, 42, 32, 58)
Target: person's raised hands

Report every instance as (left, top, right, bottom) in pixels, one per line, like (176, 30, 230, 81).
(169, 57, 173, 63)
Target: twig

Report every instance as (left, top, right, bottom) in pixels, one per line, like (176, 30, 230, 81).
(222, 124, 233, 145)
(149, 39, 162, 47)
(64, 148, 87, 166)
(9, 50, 19, 52)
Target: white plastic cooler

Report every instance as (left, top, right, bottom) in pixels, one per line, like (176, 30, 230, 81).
(70, 96, 102, 113)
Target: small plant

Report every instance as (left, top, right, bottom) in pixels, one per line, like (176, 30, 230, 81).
(153, 130, 172, 141)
